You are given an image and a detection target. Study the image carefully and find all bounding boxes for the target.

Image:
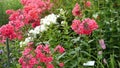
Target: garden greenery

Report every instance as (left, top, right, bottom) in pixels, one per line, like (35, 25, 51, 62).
(0, 0, 120, 68)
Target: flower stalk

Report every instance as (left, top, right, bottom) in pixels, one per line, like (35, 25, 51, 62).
(6, 38, 10, 68)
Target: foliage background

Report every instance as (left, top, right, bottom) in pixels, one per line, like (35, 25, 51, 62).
(0, 0, 120, 68)
(0, 0, 22, 26)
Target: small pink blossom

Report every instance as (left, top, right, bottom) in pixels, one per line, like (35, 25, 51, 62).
(72, 3, 82, 17)
(43, 44, 50, 53)
(31, 20, 40, 28)
(99, 39, 106, 49)
(103, 58, 107, 64)
(59, 62, 64, 67)
(46, 57, 53, 63)
(71, 20, 81, 30)
(36, 45, 43, 50)
(98, 51, 102, 55)
(71, 19, 82, 34)
(26, 54, 33, 58)
(18, 57, 23, 64)
(29, 58, 38, 65)
(6, 10, 14, 15)
(46, 63, 54, 68)
(22, 47, 32, 56)
(37, 66, 42, 68)
(54, 45, 65, 54)
(81, 18, 98, 35)
(85, 1, 91, 8)
(27, 42, 34, 47)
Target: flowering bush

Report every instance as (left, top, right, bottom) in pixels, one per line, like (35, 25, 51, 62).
(0, 0, 52, 43)
(0, 0, 120, 68)
(20, 13, 59, 46)
(18, 42, 65, 68)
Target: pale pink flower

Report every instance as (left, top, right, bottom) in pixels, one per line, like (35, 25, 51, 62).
(99, 39, 106, 49)
(103, 58, 107, 64)
(27, 42, 34, 47)
(26, 54, 33, 58)
(98, 51, 102, 55)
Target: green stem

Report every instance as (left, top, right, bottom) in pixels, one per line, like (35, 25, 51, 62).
(6, 38, 10, 68)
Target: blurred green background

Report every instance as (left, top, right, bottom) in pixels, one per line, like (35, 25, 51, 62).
(0, 0, 22, 26)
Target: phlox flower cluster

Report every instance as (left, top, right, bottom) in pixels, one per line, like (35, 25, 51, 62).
(20, 0, 52, 28)
(0, 0, 52, 43)
(72, 1, 91, 17)
(85, 1, 91, 8)
(20, 14, 58, 46)
(72, 3, 82, 17)
(29, 13, 58, 36)
(18, 42, 65, 68)
(71, 18, 98, 35)
(0, 24, 22, 43)
(71, 2, 98, 35)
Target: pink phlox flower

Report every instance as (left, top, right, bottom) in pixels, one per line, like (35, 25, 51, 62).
(46, 63, 54, 68)
(37, 66, 42, 68)
(85, 1, 91, 8)
(54, 45, 65, 54)
(27, 42, 34, 47)
(22, 47, 32, 56)
(29, 57, 38, 65)
(6, 9, 15, 15)
(59, 62, 64, 67)
(71, 18, 98, 35)
(72, 3, 82, 17)
(43, 44, 51, 53)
